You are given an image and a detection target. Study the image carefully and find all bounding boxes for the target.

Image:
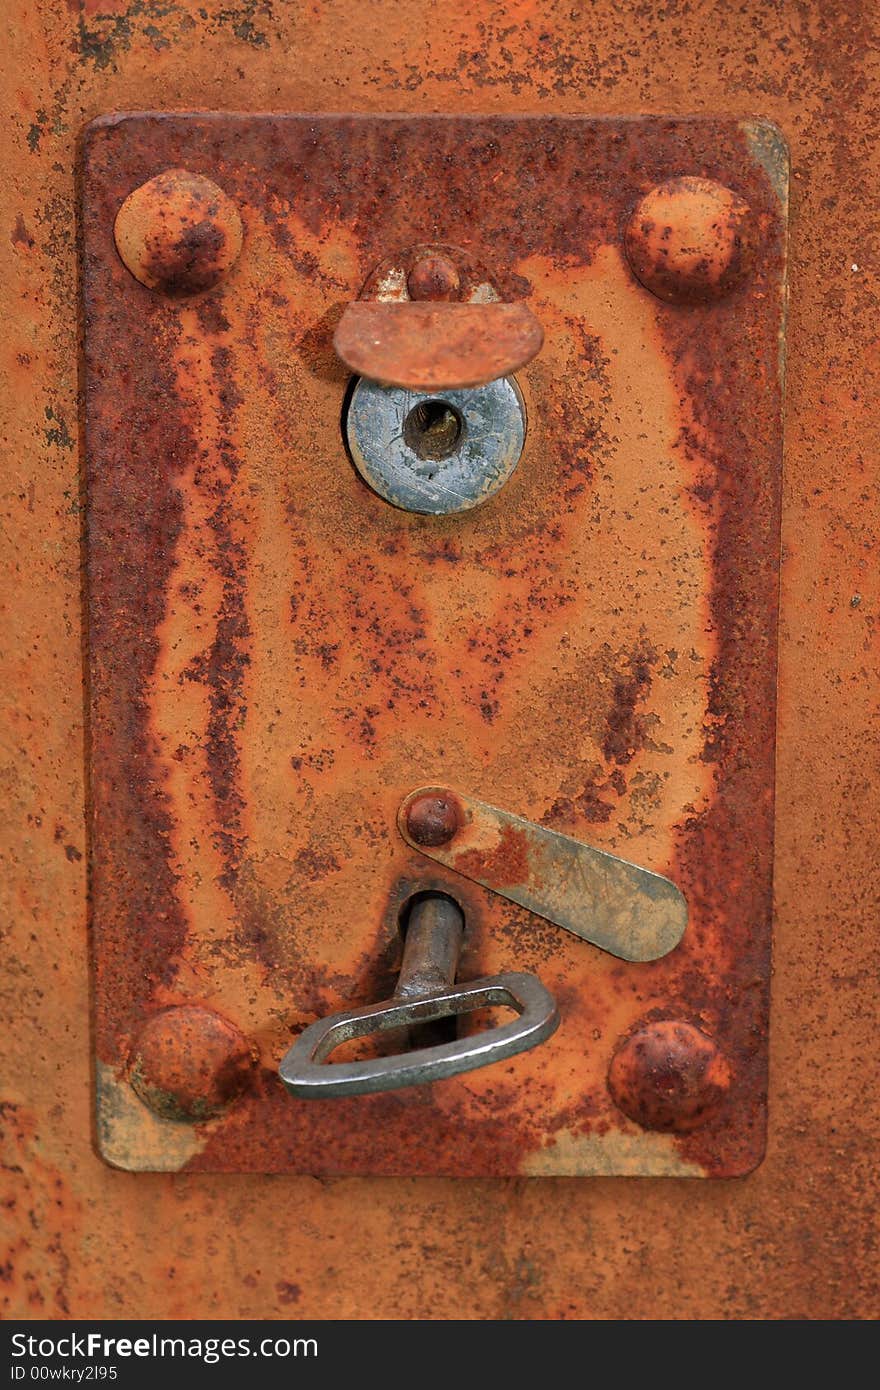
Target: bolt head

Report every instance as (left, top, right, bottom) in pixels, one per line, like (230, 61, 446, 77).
(114, 168, 243, 295)
(607, 1020, 731, 1132)
(407, 254, 462, 302)
(129, 1005, 256, 1122)
(404, 791, 462, 847)
(624, 176, 755, 303)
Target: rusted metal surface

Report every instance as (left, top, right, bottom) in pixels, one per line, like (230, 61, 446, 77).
(398, 786, 688, 961)
(2, 0, 878, 1323)
(81, 112, 786, 1178)
(334, 301, 544, 389)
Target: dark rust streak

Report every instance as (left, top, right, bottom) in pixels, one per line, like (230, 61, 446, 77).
(660, 126, 784, 1175)
(83, 154, 195, 1055)
(202, 346, 250, 894)
(602, 639, 658, 766)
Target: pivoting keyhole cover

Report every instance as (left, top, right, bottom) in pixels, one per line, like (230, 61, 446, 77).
(337, 242, 538, 515)
(81, 113, 788, 1177)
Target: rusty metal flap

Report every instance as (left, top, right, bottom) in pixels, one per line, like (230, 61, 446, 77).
(333, 301, 544, 389)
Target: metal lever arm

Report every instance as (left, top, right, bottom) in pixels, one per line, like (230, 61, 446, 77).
(399, 788, 689, 963)
(279, 895, 559, 1099)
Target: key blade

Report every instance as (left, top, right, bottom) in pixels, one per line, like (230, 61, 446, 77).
(399, 788, 687, 962)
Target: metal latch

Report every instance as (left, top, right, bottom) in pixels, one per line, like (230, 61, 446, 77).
(281, 789, 686, 1099)
(399, 788, 687, 962)
(333, 244, 543, 391)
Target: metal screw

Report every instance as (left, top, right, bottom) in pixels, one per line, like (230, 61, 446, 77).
(407, 254, 461, 301)
(129, 1005, 256, 1122)
(114, 168, 243, 295)
(404, 790, 463, 847)
(607, 1019, 731, 1132)
(624, 176, 755, 303)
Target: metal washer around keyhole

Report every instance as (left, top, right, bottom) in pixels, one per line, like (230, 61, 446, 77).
(345, 376, 526, 515)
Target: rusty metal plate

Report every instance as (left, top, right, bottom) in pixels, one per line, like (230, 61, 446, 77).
(81, 113, 787, 1176)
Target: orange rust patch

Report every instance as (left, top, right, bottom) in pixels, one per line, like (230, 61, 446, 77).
(454, 824, 531, 889)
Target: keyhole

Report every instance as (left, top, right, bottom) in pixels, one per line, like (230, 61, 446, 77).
(403, 399, 465, 462)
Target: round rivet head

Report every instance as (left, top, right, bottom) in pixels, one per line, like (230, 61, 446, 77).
(407, 254, 462, 301)
(624, 176, 754, 303)
(404, 791, 463, 847)
(114, 169, 243, 295)
(129, 1005, 256, 1122)
(607, 1020, 731, 1132)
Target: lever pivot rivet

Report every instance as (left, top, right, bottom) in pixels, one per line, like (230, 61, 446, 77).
(404, 791, 462, 847)
(407, 254, 461, 301)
